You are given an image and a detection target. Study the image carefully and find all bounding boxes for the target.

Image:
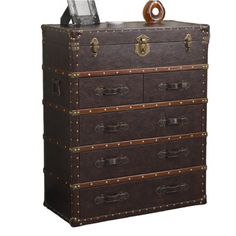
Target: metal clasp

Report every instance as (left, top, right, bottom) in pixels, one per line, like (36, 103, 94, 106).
(184, 33, 192, 52)
(135, 34, 150, 57)
(90, 37, 100, 57)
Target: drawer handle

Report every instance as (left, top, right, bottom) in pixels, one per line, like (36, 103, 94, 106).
(95, 122, 129, 134)
(52, 78, 61, 96)
(94, 192, 130, 205)
(158, 116, 188, 128)
(95, 86, 129, 96)
(158, 148, 189, 159)
(95, 156, 129, 168)
(158, 81, 190, 91)
(156, 183, 189, 196)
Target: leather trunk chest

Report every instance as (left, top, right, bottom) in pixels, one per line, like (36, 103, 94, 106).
(42, 21, 210, 227)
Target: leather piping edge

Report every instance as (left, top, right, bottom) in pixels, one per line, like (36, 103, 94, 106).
(43, 132, 207, 153)
(43, 98, 208, 116)
(42, 64, 209, 79)
(69, 165, 207, 190)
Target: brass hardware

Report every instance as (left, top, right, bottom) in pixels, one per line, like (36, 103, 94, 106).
(69, 42, 80, 51)
(135, 34, 150, 57)
(184, 33, 192, 51)
(90, 37, 100, 57)
(202, 35, 209, 44)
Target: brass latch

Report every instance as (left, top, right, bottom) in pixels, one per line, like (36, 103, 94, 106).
(90, 37, 100, 57)
(184, 34, 192, 52)
(135, 34, 150, 57)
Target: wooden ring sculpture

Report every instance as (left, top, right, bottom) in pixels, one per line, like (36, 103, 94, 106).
(143, 0, 166, 24)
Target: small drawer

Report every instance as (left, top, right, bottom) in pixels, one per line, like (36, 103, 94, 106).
(79, 138, 206, 182)
(79, 104, 206, 146)
(78, 171, 205, 219)
(144, 70, 207, 103)
(79, 74, 143, 108)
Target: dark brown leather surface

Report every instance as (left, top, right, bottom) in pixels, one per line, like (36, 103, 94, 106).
(44, 173, 71, 220)
(79, 171, 205, 219)
(74, 42, 207, 72)
(144, 70, 207, 103)
(79, 104, 206, 146)
(79, 138, 206, 182)
(79, 74, 143, 108)
(42, 21, 209, 226)
(42, 21, 209, 72)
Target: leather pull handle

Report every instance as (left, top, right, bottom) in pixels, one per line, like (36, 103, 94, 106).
(95, 86, 129, 96)
(95, 156, 129, 168)
(156, 183, 189, 196)
(159, 81, 190, 91)
(94, 192, 130, 205)
(95, 122, 129, 134)
(52, 78, 61, 96)
(158, 148, 189, 159)
(158, 116, 188, 128)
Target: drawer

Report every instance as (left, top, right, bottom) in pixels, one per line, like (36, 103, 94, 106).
(79, 171, 205, 219)
(79, 138, 206, 182)
(144, 70, 207, 103)
(79, 104, 206, 146)
(79, 74, 143, 108)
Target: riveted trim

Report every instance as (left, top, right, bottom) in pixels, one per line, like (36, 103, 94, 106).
(70, 98, 208, 116)
(70, 166, 207, 190)
(43, 98, 208, 116)
(43, 132, 207, 153)
(41, 24, 208, 34)
(67, 64, 209, 78)
(42, 64, 209, 79)
(71, 197, 206, 226)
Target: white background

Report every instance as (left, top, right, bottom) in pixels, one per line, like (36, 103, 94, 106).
(0, 0, 235, 235)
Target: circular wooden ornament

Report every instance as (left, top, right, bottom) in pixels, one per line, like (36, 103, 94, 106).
(143, 0, 166, 24)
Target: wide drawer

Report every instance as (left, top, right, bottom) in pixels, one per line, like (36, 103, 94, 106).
(144, 70, 207, 103)
(78, 171, 205, 219)
(79, 74, 143, 109)
(79, 138, 206, 182)
(79, 104, 206, 146)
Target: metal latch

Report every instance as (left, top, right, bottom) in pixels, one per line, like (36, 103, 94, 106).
(90, 37, 100, 57)
(184, 33, 192, 52)
(135, 34, 150, 57)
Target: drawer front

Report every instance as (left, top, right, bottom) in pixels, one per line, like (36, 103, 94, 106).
(144, 70, 207, 103)
(75, 41, 207, 72)
(79, 104, 206, 146)
(79, 138, 206, 182)
(79, 74, 143, 109)
(79, 172, 205, 219)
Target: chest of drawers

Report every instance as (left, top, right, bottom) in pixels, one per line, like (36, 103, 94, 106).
(42, 21, 209, 227)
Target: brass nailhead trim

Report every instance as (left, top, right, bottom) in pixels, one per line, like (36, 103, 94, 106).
(70, 166, 207, 190)
(43, 98, 208, 117)
(42, 64, 209, 79)
(71, 197, 206, 225)
(44, 132, 207, 154)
